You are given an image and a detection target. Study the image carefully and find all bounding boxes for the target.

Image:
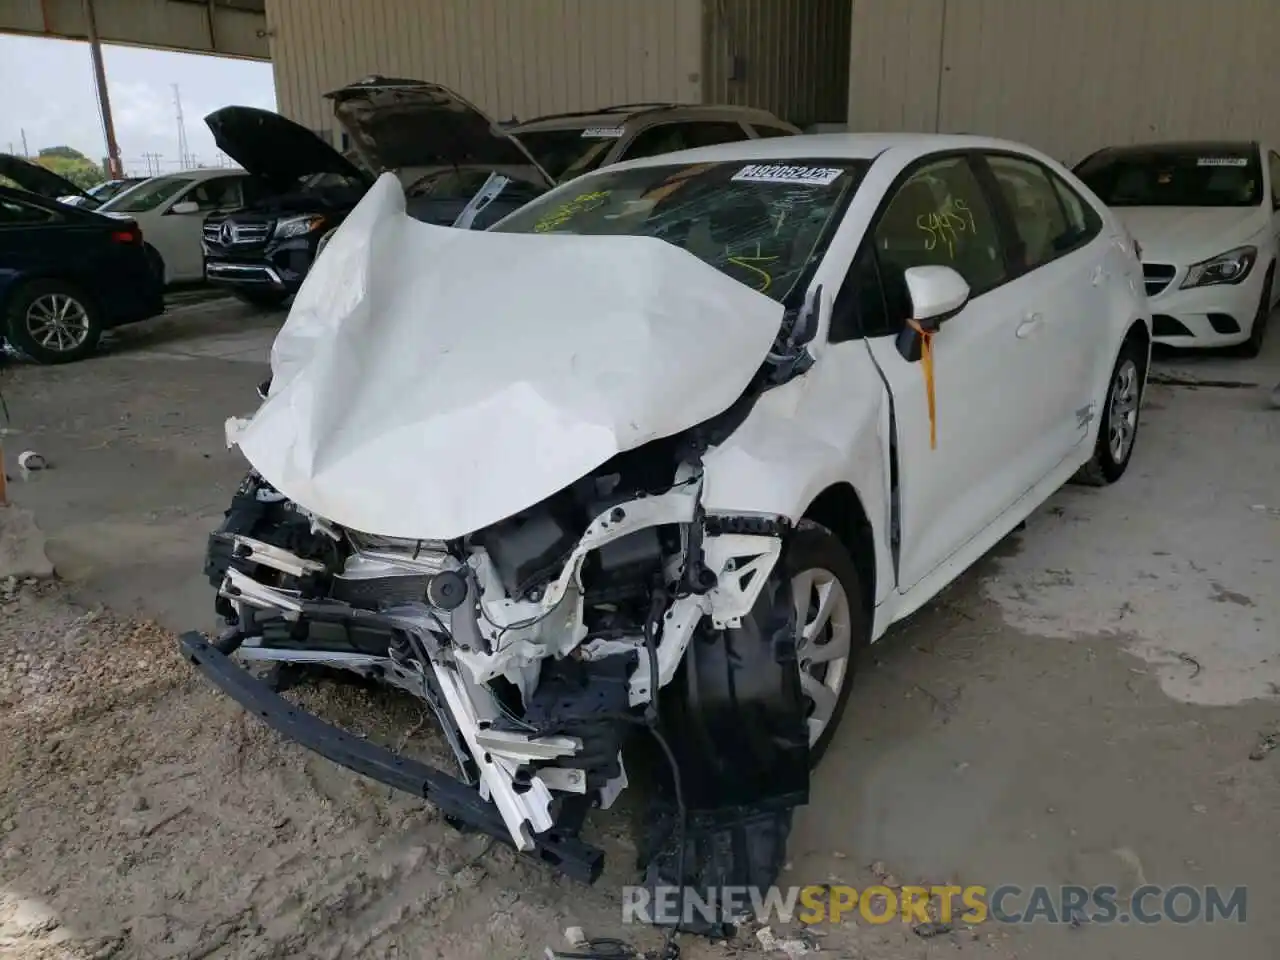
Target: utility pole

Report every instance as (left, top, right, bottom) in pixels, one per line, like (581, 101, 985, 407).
(173, 84, 190, 170)
(20, 129, 29, 157)
(84, 0, 123, 178)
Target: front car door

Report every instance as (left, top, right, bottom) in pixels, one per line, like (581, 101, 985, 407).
(848, 153, 1048, 591)
(980, 152, 1110, 457)
(162, 175, 246, 281)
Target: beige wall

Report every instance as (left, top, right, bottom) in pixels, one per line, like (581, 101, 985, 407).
(266, 0, 704, 138)
(848, 0, 1280, 164)
(702, 0, 851, 126)
(0, 0, 268, 58)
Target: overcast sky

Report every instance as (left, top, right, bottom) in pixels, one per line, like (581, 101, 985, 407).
(0, 34, 275, 176)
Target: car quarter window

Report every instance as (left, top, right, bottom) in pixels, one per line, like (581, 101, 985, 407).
(869, 155, 1007, 325)
(0, 197, 57, 226)
(1269, 151, 1280, 207)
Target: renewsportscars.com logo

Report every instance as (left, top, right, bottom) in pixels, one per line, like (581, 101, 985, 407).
(622, 884, 1248, 927)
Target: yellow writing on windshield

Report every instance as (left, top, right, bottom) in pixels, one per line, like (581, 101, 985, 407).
(534, 190, 611, 233)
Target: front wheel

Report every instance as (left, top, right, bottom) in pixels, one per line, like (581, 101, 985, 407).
(1238, 266, 1273, 359)
(1073, 336, 1145, 486)
(4, 279, 103, 364)
(787, 521, 867, 765)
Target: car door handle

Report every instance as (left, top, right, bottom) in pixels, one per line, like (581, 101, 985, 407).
(1016, 313, 1045, 339)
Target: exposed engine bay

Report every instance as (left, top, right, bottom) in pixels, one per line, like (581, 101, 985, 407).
(182, 176, 849, 928)
(200, 436, 811, 912)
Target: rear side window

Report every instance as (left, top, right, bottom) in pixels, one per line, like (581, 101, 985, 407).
(1269, 151, 1280, 208)
(984, 154, 1100, 270)
(0, 198, 57, 225)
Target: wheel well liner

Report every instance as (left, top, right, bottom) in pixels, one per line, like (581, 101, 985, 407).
(801, 482, 876, 616)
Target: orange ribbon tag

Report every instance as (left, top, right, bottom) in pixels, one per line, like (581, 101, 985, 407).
(906, 319, 937, 450)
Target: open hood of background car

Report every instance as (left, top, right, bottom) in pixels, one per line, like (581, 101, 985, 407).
(326, 76, 555, 188)
(0, 154, 94, 203)
(204, 106, 369, 190)
(229, 174, 784, 540)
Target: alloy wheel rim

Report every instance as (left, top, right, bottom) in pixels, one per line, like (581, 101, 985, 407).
(792, 567, 852, 746)
(1108, 358, 1139, 464)
(25, 294, 90, 352)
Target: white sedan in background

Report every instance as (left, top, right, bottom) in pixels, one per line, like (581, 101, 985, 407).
(98, 168, 259, 284)
(185, 134, 1152, 895)
(1074, 140, 1279, 356)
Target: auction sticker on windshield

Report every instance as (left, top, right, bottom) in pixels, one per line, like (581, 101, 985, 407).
(732, 164, 843, 186)
(582, 126, 625, 138)
(1196, 157, 1248, 167)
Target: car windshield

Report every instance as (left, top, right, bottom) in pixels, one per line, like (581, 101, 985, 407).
(514, 127, 618, 181)
(101, 176, 194, 213)
(491, 159, 867, 303)
(1074, 146, 1262, 207)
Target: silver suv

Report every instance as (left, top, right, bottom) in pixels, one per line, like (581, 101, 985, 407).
(508, 102, 801, 182)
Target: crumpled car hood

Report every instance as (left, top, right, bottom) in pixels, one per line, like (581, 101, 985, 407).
(232, 174, 784, 540)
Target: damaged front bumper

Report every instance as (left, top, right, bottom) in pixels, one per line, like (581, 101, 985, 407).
(178, 630, 606, 882)
(184, 469, 811, 892)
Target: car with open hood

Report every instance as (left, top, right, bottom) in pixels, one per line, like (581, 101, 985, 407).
(0, 153, 100, 208)
(200, 76, 554, 309)
(1074, 140, 1279, 356)
(181, 134, 1150, 930)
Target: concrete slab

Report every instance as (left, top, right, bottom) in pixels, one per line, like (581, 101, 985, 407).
(0, 504, 53, 579)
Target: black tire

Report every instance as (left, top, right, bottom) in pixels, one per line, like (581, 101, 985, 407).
(1072, 334, 1145, 486)
(231, 287, 290, 310)
(4, 278, 103, 364)
(143, 243, 166, 285)
(1237, 266, 1273, 359)
(786, 520, 867, 766)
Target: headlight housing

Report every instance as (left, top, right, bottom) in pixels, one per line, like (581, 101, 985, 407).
(274, 215, 326, 240)
(1180, 246, 1257, 289)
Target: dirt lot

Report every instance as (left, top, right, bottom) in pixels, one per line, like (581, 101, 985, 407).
(1, 299, 1277, 959)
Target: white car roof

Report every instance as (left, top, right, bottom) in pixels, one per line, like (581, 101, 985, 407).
(603, 132, 1053, 172)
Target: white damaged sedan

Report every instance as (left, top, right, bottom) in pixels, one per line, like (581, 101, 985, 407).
(183, 134, 1150, 921)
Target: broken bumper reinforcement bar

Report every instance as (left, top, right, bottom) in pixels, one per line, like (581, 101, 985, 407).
(177, 630, 605, 884)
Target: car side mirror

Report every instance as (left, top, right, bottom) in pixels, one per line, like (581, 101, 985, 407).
(169, 200, 200, 215)
(903, 265, 971, 331)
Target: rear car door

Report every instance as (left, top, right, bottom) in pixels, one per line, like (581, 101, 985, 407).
(980, 152, 1109, 458)
(855, 153, 1047, 591)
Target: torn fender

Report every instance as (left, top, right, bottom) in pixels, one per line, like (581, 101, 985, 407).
(700, 346, 894, 606)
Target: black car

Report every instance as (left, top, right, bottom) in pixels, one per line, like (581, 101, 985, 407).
(0, 183, 164, 363)
(201, 76, 555, 310)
